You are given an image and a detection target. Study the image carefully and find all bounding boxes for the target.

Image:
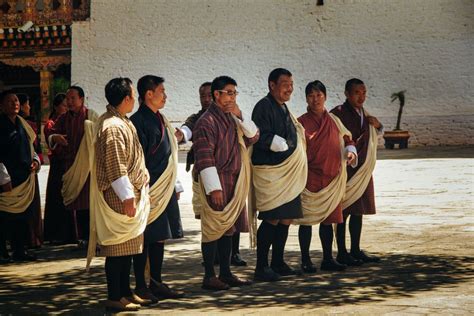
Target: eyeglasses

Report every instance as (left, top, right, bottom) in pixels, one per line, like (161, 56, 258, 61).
(217, 90, 239, 97)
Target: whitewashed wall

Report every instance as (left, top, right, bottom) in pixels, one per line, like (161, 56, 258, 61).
(72, 0, 474, 146)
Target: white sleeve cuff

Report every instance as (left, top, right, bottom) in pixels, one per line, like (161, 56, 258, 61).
(33, 153, 41, 172)
(345, 145, 358, 168)
(237, 113, 259, 138)
(270, 134, 289, 152)
(181, 125, 192, 143)
(175, 178, 184, 193)
(48, 134, 59, 150)
(111, 175, 135, 202)
(0, 163, 11, 185)
(200, 166, 222, 195)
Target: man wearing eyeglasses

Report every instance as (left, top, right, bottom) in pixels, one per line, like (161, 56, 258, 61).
(193, 76, 259, 291)
(250, 68, 308, 282)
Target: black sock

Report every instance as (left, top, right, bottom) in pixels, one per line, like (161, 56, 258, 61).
(271, 223, 289, 267)
(76, 209, 90, 241)
(349, 215, 363, 254)
(120, 256, 133, 297)
(232, 232, 240, 256)
(132, 245, 148, 289)
(298, 225, 312, 263)
(149, 242, 164, 283)
(319, 224, 334, 261)
(11, 219, 27, 257)
(105, 256, 122, 301)
(256, 221, 277, 269)
(218, 235, 232, 277)
(336, 218, 348, 256)
(201, 241, 217, 279)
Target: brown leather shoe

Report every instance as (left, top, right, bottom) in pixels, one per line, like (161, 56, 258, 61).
(150, 280, 185, 299)
(219, 274, 252, 287)
(126, 293, 154, 306)
(134, 287, 159, 304)
(202, 276, 230, 291)
(104, 297, 140, 311)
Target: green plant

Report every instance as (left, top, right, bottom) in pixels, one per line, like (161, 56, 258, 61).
(391, 90, 406, 131)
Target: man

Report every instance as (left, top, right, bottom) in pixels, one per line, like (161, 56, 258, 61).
(251, 68, 308, 282)
(178, 81, 248, 267)
(193, 76, 259, 290)
(89, 78, 150, 312)
(130, 75, 184, 301)
(0, 90, 40, 262)
(294, 80, 357, 273)
(48, 86, 99, 248)
(330, 78, 383, 265)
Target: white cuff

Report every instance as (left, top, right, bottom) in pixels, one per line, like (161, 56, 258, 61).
(180, 125, 192, 143)
(175, 178, 184, 193)
(48, 134, 59, 150)
(200, 166, 222, 195)
(111, 175, 135, 202)
(33, 153, 41, 172)
(270, 134, 289, 152)
(345, 145, 358, 168)
(235, 113, 258, 138)
(0, 163, 11, 185)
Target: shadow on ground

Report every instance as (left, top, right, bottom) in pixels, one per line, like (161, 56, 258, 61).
(0, 245, 473, 315)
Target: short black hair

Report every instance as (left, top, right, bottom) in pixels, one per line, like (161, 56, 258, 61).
(199, 82, 212, 90)
(211, 76, 237, 101)
(137, 75, 164, 101)
(17, 93, 29, 106)
(345, 78, 365, 93)
(53, 93, 66, 108)
(0, 89, 16, 104)
(305, 80, 327, 97)
(268, 68, 292, 89)
(68, 85, 85, 98)
(105, 77, 133, 107)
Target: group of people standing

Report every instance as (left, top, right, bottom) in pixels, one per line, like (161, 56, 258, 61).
(0, 67, 382, 312)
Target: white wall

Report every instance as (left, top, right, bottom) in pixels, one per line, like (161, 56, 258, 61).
(71, 0, 474, 146)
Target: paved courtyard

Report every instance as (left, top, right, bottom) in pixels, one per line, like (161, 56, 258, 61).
(0, 147, 473, 315)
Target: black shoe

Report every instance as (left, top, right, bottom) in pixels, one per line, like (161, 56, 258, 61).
(0, 254, 12, 264)
(12, 252, 36, 262)
(271, 262, 298, 276)
(351, 250, 381, 263)
(231, 253, 247, 266)
(320, 258, 347, 271)
(254, 267, 280, 282)
(336, 253, 363, 266)
(301, 261, 317, 273)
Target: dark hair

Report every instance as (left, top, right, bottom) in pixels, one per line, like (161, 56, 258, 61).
(0, 89, 16, 104)
(105, 77, 133, 107)
(305, 80, 327, 97)
(345, 78, 365, 93)
(199, 82, 212, 90)
(17, 93, 29, 106)
(49, 93, 67, 119)
(211, 76, 237, 101)
(68, 85, 85, 98)
(137, 75, 164, 101)
(268, 68, 292, 89)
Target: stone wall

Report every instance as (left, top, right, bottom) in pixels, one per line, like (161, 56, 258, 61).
(71, 0, 474, 146)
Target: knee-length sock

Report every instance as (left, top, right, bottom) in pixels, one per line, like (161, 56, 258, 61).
(319, 223, 334, 261)
(132, 245, 148, 289)
(202, 241, 217, 279)
(120, 255, 133, 297)
(232, 232, 240, 256)
(218, 235, 232, 277)
(336, 218, 348, 255)
(271, 223, 289, 267)
(256, 221, 277, 269)
(349, 215, 363, 254)
(105, 256, 123, 301)
(298, 225, 312, 263)
(149, 242, 164, 283)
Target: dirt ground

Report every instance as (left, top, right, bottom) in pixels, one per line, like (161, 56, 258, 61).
(0, 146, 473, 315)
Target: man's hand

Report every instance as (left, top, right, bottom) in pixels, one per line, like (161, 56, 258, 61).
(210, 190, 224, 209)
(1, 182, 12, 192)
(123, 198, 136, 218)
(52, 134, 68, 146)
(367, 116, 382, 129)
(347, 152, 356, 166)
(175, 128, 184, 143)
(176, 191, 181, 200)
(30, 160, 40, 172)
(230, 103, 242, 118)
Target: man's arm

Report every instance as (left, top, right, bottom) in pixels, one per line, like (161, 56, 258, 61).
(252, 102, 288, 152)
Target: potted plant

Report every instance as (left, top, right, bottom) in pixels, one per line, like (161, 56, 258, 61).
(383, 90, 410, 149)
